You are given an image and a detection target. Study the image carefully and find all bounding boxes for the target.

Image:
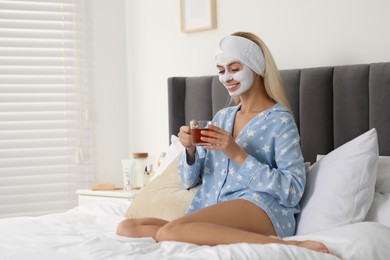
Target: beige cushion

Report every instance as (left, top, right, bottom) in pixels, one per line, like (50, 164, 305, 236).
(125, 154, 199, 221)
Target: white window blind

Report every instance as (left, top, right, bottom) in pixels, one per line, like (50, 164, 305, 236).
(0, 0, 93, 218)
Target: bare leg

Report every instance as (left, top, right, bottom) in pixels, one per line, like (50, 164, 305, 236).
(116, 218, 168, 239)
(155, 199, 329, 253)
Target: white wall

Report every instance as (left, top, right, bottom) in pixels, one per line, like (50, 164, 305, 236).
(91, 0, 390, 185)
(91, 0, 128, 186)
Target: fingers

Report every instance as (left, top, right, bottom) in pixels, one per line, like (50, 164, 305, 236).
(207, 124, 223, 133)
(178, 126, 190, 139)
(200, 126, 233, 151)
(178, 125, 194, 148)
(179, 125, 190, 134)
(200, 125, 227, 142)
(201, 130, 226, 149)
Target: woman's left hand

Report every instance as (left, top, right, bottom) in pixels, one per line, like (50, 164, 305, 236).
(200, 125, 248, 165)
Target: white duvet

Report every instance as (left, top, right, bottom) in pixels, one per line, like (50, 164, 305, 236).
(0, 201, 389, 260)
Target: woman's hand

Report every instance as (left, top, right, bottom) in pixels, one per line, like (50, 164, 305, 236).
(201, 125, 248, 165)
(178, 125, 196, 164)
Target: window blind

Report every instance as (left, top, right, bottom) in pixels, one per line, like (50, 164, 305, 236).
(0, 0, 93, 218)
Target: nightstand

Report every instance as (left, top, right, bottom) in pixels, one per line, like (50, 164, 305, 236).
(76, 189, 139, 206)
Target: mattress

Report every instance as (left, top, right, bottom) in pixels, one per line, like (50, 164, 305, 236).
(1, 201, 389, 260)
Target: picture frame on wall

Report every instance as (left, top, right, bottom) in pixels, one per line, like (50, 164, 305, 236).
(180, 0, 217, 33)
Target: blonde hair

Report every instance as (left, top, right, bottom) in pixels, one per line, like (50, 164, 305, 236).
(231, 32, 292, 113)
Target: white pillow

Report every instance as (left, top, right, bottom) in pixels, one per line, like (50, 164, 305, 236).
(317, 155, 390, 193)
(150, 135, 184, 182)
(365, 156, 390, 228)
(296, 128, 379, 235)
(365, 192, 390, 227)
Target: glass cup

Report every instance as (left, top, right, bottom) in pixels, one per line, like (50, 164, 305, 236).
(190, 120, 218, 146)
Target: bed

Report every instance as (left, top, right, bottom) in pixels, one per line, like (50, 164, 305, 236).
(1, 62, 390, 260)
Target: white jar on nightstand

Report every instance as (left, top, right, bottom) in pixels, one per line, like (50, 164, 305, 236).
(130, 152, 148, 189)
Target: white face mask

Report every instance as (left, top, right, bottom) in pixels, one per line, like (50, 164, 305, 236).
(216, 53, 254, 97)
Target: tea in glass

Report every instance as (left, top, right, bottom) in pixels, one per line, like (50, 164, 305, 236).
(190, 120, 217, 145)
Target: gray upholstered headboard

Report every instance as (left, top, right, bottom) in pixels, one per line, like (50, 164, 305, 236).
(168, 62, 390, 163)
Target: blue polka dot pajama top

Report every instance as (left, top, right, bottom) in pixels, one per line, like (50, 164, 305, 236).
(178, 103, 306, 237)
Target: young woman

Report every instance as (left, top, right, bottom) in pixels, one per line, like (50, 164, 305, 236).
(117, 32, 329, 254)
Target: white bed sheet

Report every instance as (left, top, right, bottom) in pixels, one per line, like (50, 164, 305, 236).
(0, 201, 389, 260)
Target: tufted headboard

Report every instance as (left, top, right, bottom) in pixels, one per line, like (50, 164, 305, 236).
(168, 62, 390, 163)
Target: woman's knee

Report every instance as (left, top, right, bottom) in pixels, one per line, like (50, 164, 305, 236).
(116, 219, 141, 237)
(155, 221, 182, 242)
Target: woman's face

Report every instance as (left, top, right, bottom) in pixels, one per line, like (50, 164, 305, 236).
(216, 53, 254, 97)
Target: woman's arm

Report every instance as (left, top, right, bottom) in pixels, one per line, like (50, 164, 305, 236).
(177, 125, 204, 189)
(178, 148, 205, 189)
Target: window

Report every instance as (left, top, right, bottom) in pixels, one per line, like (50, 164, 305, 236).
(0, 0, 93, 218)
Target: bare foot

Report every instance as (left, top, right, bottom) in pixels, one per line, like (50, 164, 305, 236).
(288, 240, 330, 254)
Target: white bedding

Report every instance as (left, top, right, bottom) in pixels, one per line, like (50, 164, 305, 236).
(1, 201, 389, 260)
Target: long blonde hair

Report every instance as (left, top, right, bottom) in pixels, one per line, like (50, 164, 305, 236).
(231, 32, 292, 113)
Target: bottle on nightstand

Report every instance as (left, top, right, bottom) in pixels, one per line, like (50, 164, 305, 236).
(143, 164, 154, 186)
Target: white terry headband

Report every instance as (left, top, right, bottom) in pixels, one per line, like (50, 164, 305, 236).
(215, 35, 265, 77)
